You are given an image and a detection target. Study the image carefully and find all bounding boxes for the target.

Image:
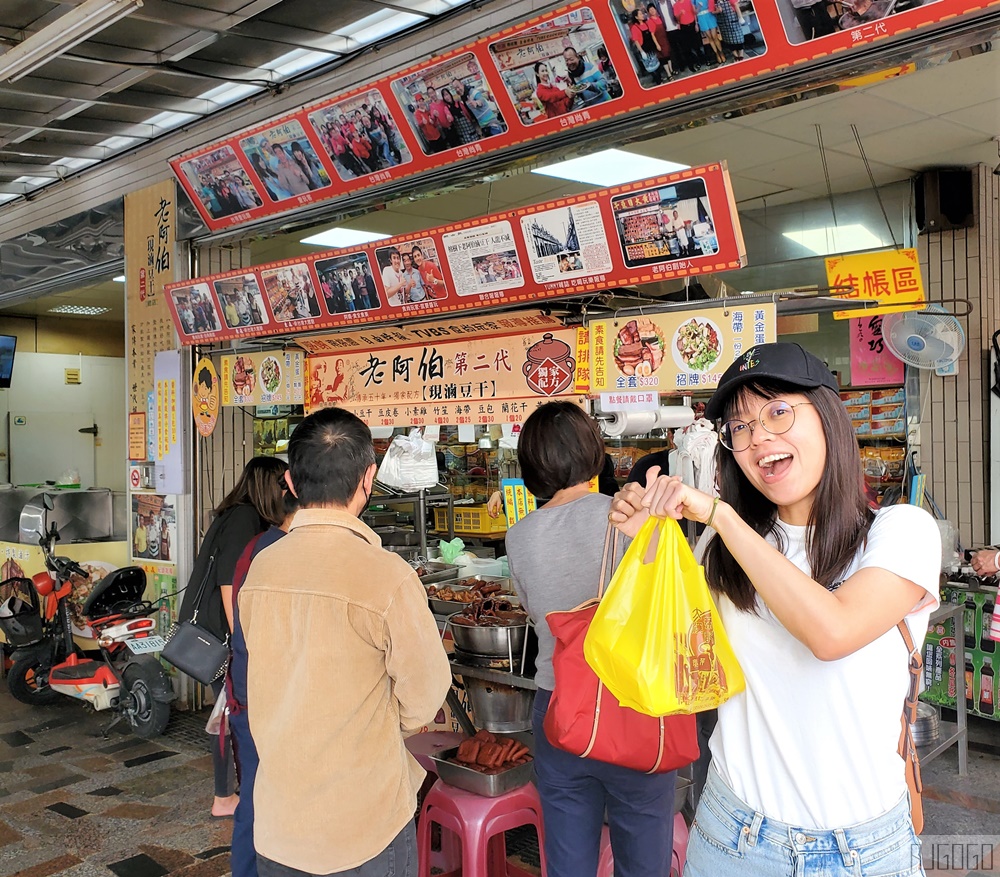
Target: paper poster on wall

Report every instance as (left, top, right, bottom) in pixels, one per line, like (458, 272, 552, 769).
(590, 303, 777, 392)
(849, 315, 905, 387)
(131, 494, 176, 563)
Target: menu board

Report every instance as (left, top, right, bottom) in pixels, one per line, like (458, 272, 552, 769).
(589, 303, 776, 393)
(219, 350, 305, 406)
(169, 0, 993, 233)
(165, 163, 746, 346)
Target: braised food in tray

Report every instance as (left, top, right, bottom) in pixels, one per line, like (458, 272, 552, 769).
(453, 730, 532, 773)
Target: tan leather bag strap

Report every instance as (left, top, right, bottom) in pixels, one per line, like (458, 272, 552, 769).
(897, 619, 923, 791)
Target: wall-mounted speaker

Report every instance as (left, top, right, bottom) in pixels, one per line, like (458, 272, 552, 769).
(915, 168, 976, 233)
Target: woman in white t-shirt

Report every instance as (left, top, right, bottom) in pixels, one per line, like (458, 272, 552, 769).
(610, 342, 939, 877)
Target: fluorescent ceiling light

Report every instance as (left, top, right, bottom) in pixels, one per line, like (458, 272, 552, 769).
(0, 0, 144, 83)
(144, 110, 198, 131)
(198, 82, 263, 106)
(337, 10, 425, 46)
(48, 305, 112, 316)
(113, 275, 126, 282)
(268, 49, 338, 79)
(300, 228, 391, 248)
(532, 149, 690, 187)
(782, 225, 885, 256)
(96, 135, 139, 151)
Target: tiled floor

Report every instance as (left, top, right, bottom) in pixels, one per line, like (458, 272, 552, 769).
(1, 679, 998, 877)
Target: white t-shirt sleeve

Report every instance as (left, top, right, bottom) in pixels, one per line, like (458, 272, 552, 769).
(855, 504, 941, 614)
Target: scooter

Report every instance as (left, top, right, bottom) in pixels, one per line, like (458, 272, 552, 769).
(0, 513, 173, 738)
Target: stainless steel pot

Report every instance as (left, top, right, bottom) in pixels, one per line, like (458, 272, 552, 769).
(462, 676, 534, 732)
(447, 613, 526, 657)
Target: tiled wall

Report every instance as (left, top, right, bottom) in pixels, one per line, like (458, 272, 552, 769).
(918, 165, 1000, 548)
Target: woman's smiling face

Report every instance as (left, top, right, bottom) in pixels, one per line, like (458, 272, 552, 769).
(728, 390, 827, 525)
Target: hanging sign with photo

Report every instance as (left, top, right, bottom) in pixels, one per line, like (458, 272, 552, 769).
(164, 162, 746, 346)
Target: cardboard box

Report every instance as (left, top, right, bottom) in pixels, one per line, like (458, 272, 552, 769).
(845, 405, 870, 422)
(841, 390, 872, 405)
(872, 387, 905, 405)
(871, 403, 904, 421)
(871, 418, 905, 436)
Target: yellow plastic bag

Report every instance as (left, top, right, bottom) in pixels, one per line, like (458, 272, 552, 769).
(583, 516, 745, 716)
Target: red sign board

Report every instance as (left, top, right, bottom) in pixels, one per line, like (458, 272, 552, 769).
(163, 162, 746, 346)
(169, 0, 994, 233)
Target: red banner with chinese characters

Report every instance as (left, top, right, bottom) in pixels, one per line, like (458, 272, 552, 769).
(306, 326, 585, 427)
(849, 314, 905, 386)
(163, 162, 745, 345)
(169, 0, 995, 233)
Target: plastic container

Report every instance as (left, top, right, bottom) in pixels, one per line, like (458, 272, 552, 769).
(498, 555, 509, 578)
(434, 504, 507, 535)
(457, 556, 502, 577)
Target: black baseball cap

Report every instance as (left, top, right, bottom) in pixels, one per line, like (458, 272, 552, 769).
(704, 342, 840, 421)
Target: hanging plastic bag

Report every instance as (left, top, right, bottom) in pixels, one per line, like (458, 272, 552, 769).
(376, 429, 439, 491)
(583, 516, 744, 717)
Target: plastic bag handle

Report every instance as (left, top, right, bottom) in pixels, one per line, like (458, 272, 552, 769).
(596, 523, 623, 599)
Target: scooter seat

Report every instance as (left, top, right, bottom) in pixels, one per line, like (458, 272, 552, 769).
(50, 660, 103, 682)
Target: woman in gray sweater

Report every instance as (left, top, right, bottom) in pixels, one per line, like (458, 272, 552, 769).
(506, 402, 676, 877)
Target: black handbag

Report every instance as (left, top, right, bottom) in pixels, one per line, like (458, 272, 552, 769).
(162, 555, 230, 685)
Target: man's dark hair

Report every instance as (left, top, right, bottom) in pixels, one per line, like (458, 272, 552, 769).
(288, 407, 376, 506)
(517, 401, 605, 498)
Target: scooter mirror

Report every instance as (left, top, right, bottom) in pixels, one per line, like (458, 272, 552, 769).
(42, 494, 55, 511)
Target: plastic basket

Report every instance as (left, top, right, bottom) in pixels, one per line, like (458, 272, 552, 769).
(434, 505, 507, 535)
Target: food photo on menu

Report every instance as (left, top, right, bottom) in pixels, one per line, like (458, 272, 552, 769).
(375, 238, 449, 306)
(307, 90, 412, 181)
(442, 220, 525, 296)
(519, 201, 614, 284)
(178, 145, 264, 220)
(212, 273, 269, 328)
(609, 0, 765, 85)
(170, 283, 223, 335)
(314, 252, 383, 314)
(390, 52, 507, 156)
(259, 263, 323, 321)
(611, 177, 719, 268)
(238, 120, 332, 202)
(489, 8, 623, 126)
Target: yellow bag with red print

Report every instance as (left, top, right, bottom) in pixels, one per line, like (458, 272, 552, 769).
(583, 516, 744, 717)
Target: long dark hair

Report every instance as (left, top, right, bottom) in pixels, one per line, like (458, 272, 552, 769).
(216, 455, 288, 527)
(704, 379, 873, 612)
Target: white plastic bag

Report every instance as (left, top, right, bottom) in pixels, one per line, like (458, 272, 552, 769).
(376, 429, 439, 491)
(205, 687, 229, 735)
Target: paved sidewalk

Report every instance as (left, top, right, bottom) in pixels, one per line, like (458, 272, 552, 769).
(0, 689, 231, 877)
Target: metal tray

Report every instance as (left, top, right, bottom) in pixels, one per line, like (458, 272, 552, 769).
(453, 574, 513, 593)
(427, 585, 475, 616)
(413, 561, 460, 587)
(426, 578, 519, 616)
(429, 745, 534, 797)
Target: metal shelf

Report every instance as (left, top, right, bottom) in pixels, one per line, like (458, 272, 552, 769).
(368, 486, 454, 556)
(921, 603, 968, 776)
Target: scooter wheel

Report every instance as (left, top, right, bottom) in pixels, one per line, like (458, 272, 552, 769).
(7, 648, 61, 706)
(122, 659, 171, 738)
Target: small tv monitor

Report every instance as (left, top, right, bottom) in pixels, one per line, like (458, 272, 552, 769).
(0, 335, 16, 389)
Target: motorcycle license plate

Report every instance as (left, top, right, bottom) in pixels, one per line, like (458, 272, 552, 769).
(126, 636, 167, 655)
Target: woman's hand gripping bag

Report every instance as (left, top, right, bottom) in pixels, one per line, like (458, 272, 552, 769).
(583, 516, 745, 716)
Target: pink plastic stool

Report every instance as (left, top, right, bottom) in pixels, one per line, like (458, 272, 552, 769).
(597, 812, 689, 877)
(417, 778, 547, 877)
(405, 731, 467, 772)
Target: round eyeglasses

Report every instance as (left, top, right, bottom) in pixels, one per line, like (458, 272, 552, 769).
(719, 400, 813, 452)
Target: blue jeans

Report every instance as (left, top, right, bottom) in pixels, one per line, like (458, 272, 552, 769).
(533, 688, 676, 877)
(686, 767, 923, 877)
(257, 821, 416, 877)
(230, 709, 258, 877)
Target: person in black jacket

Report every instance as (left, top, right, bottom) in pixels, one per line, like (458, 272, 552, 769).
(178, 455, 287, 818)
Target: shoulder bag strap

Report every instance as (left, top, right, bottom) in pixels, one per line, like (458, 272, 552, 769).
(597, 523, 624, 599)
(897, 619, 923, 788)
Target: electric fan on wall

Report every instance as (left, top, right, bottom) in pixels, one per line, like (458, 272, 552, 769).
(882, 304, 966, 374)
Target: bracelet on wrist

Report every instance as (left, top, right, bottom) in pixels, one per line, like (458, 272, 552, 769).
(706, 496, 720, 530)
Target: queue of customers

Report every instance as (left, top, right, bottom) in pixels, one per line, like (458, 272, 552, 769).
(177, 342, 938, 876)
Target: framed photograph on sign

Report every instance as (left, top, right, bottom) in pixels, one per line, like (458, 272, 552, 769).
(170, 283, 222, 335)
(259, 263, 322, 322)
(307, 90, 413, 181)
(314, 252, 382, 314)
(239, 120, 332, 202)
(488, 8, 623, 126)
(390, 53, 508, 156)
(212, 273, 269, 328)
(176, 146, 263, 220)
(375, 238, 449, 306)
